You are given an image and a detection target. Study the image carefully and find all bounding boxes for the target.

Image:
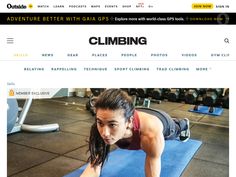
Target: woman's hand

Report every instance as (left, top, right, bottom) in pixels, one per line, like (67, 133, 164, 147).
(80, 163, 101, 177)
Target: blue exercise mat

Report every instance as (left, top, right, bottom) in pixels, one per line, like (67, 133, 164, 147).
(188, 105, 223, 116)
(64, 139, 202, 177)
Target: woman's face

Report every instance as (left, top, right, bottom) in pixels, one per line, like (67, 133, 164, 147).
(96, 108, 130, 145)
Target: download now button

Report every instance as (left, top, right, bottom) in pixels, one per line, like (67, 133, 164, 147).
(192, 3, 213, 9)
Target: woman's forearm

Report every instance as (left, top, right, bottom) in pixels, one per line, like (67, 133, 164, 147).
(80, 163, 101, 177)
(145, 156, 161, 177)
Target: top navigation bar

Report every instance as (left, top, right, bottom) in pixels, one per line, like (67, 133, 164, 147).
(1, 13, 235, 25)
(0, 0, 235, 13)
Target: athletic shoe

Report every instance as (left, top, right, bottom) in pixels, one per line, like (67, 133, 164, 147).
(179, 118, 190, 142)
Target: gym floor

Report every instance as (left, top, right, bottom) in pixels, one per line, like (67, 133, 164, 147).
(7, 97, 229, 177)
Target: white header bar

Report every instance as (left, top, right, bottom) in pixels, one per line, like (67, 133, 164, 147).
(0, 0, 235, 12)
(0, 25, 235, 61)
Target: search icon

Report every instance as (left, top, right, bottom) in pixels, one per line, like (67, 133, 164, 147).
(224, 38, 229, 43)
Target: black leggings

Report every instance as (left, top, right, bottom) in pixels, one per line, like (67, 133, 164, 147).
(136, 107, 187, 140)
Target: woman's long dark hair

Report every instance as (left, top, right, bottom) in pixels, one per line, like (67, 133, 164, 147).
(88, 89, 135, 167)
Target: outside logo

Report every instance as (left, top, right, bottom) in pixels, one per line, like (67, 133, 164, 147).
(7, 3, 33, 9)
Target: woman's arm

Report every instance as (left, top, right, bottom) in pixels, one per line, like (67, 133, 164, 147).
(145, 154, 161, 177)
(80, 163, 101, 177)
(140, 116, 165, 177)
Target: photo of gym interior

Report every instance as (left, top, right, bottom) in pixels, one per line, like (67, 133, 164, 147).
(7, 88, 229, 177)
